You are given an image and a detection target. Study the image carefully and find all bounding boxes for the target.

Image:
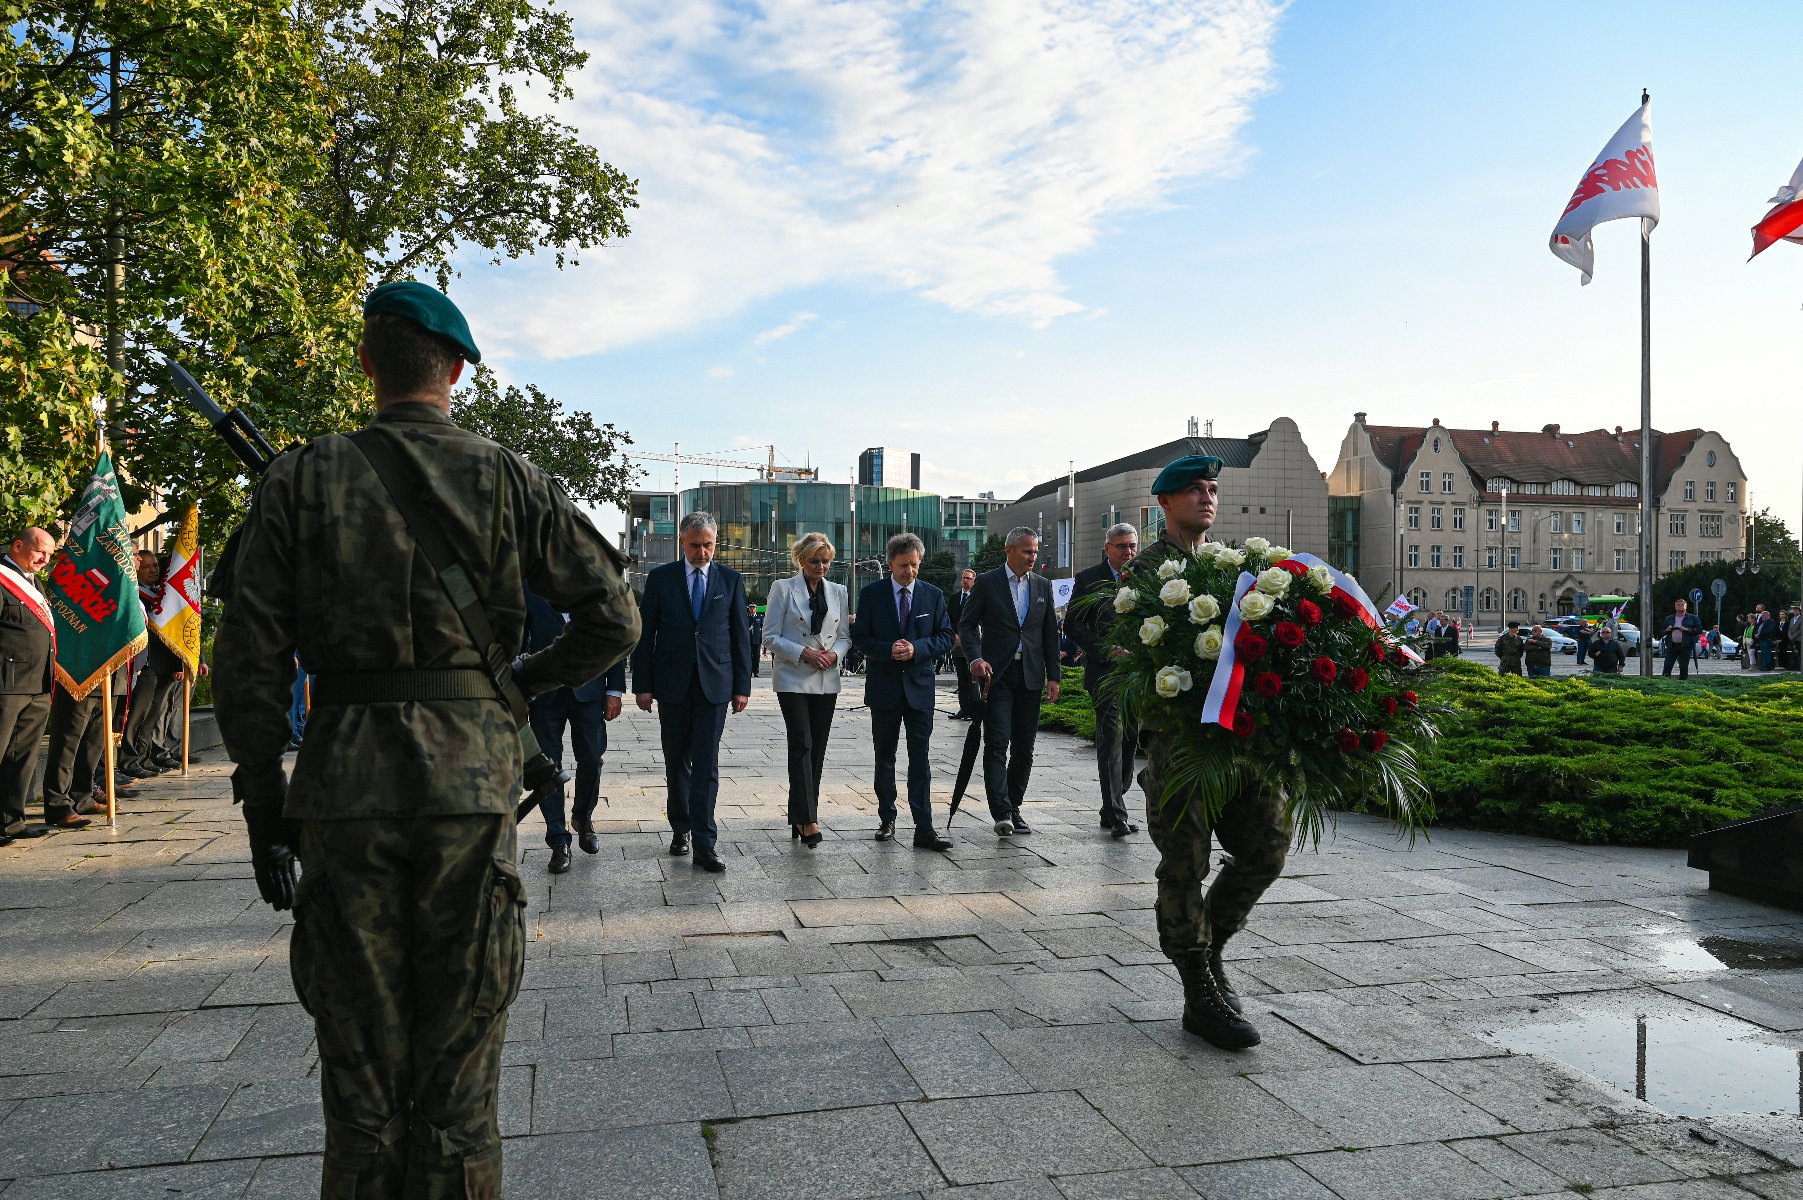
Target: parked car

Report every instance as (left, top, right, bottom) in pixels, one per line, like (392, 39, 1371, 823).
(1537, 627, 1578, 655)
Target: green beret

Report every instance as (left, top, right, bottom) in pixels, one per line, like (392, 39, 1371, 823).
(363, 281, 481, 364)
(1150, 454, 1224, 495)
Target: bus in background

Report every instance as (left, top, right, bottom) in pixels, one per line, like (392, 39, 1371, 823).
(1579, 595, 1633, 627)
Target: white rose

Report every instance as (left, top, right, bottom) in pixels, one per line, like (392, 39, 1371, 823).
(1255, 567, 1291, 597)
(1159, 578, 1192, 607)
(1153, 665, 1193, 698)
(1217, 547, 1246, 567)
(1157, 558, 1185, 580)
(1195, 627, 1224, 659)
(1243, 536, 1270, 554)
(1113, 586, 1137, 613)
(1238, 591, 1275, 622)
(1269, 546, 1292, 562)
(1306, 564, 1334, 594)
(1139, 615, 1168, 646)
(1195, 541, 1223, 561)
(1188, 594, 1221, 623)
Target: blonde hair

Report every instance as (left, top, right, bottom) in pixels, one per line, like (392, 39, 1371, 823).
(791, 531, 836, 569)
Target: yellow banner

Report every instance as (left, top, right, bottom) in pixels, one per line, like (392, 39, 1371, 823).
(149, 502, 202, 670)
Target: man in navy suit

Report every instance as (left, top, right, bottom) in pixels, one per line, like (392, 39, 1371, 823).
(1068, 522, 1141, 838)
(632, 512, 750, 872)
(525, 591, 626, 874)
(960, 527, 1062, 838)
(854, 532, 955, 850)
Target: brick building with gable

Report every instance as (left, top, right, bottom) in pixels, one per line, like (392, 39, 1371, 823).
(1329, 414, 1749, 626)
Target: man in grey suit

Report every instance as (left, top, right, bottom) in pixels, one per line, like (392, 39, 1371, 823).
(960, 526, 1061, 837)
(1068, 522, 1140, 838)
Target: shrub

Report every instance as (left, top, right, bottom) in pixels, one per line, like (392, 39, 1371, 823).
(1039, 667, 1097, 740)
(1419, 659, 1803, 846)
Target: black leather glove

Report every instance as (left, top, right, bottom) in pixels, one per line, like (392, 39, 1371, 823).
(232, 763, 300, 911)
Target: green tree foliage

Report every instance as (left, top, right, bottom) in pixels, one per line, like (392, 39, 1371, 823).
(917, 549, 958, 598)
(971, 534, 1007, 574)
(2, 0, 354, 534)
(451, 366, 636, 510)
(1646, 509, 1801, 633)
(1418, 659, 1803, 845)
(302, 0, 638, 286)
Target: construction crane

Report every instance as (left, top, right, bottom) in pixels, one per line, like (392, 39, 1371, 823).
(632, 443, 819, 498)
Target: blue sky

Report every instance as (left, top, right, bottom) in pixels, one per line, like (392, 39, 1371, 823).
(453, 0, 1802, 543)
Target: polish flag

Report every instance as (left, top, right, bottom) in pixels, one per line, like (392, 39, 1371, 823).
(1550, 98, 1659, 285)
(1750, 156, 1803, 259)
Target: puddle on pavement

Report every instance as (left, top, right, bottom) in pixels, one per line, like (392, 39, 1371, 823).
(1487, 1005, 1803, 1119)
(1653, 936, 1803, 973)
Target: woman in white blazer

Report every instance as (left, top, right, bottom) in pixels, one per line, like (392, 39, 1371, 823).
(763, 532, 852, 847)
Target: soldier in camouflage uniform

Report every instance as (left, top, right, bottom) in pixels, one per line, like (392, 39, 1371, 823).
(214, 282, 639, 1199)
(1493, 620, 1525, 675)
(1126, 455, 1283, 1052)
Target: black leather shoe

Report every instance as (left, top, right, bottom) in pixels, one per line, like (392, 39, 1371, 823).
(1207, 934, 1243, 1014)
(1110, 819, 1139, 838)
(694, 847, 727, 873)
(874, 819, 895, 842)
(669, 833, 690, 856)
(1009, 811, 1032, 835)
(152, 757, 182, 771)
(913, 830, 952, 851)
(0, 833, 12, 847)
(10, 827, 49, 840)
(1099, 817, 1114, 828)
(119, 764, 156, 779)
(547, 845, 572, 874)
(573, 819, 599, 855)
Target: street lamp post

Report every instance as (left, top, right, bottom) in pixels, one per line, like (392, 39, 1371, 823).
(1499, 483, 1509, 630)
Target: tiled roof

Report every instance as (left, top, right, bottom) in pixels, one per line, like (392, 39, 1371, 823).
(1363, 422, 1702, 499)
(1009, 435, 1265, 506)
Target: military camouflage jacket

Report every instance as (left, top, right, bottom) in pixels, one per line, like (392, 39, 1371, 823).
(214, 403, 640, 818)
(1121, 532, 1202, 734)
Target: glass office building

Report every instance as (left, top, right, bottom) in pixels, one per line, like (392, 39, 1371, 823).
(661, 481, 944, 605)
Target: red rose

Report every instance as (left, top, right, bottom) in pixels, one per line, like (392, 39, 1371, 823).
(1368, 640, 1388, 661)
(1310, 657, 1338, 684)
(1401, 690, 1419, 710)
(1233, 710, 1255, 739)
(1296, 599, 1322, 626)
(1336, 594, 1364, 619)
(1379, 696, 1399, 718)
(1361, 729, 1389, 753)
(1236, 632, 1268, 662)
(1281, 560, 1309, 577)
(1334, 727, 1360, 752)
(1344, 667, 1369, 693)
(1253, 671, 1283, 698)
(1273, 621, 1306, 649)
(1390, 649, 1408, 666)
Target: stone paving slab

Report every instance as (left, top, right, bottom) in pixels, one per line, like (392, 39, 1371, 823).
(3, 676, 1802, 1197)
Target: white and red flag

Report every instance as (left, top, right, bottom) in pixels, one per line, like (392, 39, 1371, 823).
(1750, 156, 1803, 259)
(1550, 98, 1660, 284)
(148, 502, 202, 670)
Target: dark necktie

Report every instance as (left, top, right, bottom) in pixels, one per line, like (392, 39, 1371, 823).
(898, 586, 911, 629)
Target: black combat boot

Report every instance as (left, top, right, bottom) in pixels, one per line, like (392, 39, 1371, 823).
(1206, 932, 1242, 1015)
(1176, 948, 1260, 1050)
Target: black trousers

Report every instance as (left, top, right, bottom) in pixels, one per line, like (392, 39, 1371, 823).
(871, 701, 935, 830)
(777, 691, 836, 826)
(1092, 691, 1135, 826)
(952, 652, 978, 716)
(120, 666, 179, 770)
(658, 683, 727, 851)
(1661, 641, 1691, 678)
(0, 691, 50, 834)
(982, 661, 1043, 820)
(527, 690, 608, 848)
(43, 688, 105, 818)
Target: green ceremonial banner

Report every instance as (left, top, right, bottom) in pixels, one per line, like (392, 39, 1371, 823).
(47, 451, 148, 699)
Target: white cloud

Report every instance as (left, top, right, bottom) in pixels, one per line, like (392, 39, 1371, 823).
(476, 0, 1282, 358)
(751, 311, 817, 346)
(705, 364, 735, 380)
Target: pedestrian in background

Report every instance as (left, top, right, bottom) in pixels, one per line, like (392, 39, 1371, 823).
(763, 532, 850, 849)
(1590, 626, 1626, 674)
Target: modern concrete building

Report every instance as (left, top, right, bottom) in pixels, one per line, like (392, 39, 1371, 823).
(940, 492, 1008, 570)
(983, 418, 1333, 577)
(1329, 414, 1750, 624)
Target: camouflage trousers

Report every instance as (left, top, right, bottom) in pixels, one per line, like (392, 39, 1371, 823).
(293, 815, 525, 1200)
(1138, 731, 1289, 960)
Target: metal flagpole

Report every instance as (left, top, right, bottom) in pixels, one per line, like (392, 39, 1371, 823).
(1636, 90, 1655, 676)
(180, 674, 191, 775)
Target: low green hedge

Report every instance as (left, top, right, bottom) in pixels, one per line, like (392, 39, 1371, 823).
(1038, 657, 1803, 847)
(1419, 659, 1803, 846)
